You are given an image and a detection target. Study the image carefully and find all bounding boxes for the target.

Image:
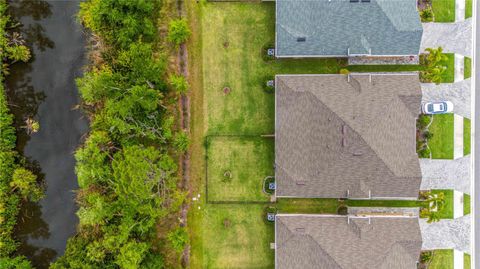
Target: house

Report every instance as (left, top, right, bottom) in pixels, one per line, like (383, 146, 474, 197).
(275, 214, 423, 269)
(275, 74, 422, 199)
(275, 0, 423, 58)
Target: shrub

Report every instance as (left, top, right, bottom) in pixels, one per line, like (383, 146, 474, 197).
(261, 43, 275, 62)
(420, 8, 434, 22)
(418, 148, 430, 158)
(169, 74, 188, 94)
(167, 19, 191, 46)
(174, 131, 190, 153)
(167, 227, 188, 253)
(339, 68, 350, 75)
(417, 114, 431, 129)
(420, 251, 433, 263)
(424, 131, 433, 140)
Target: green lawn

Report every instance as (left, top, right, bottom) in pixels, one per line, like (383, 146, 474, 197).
(431, 189, 454, 219)
(199, 204, 274, 269)
(464, 118, 471, 155)
(465, 253, 471, 269)
(464, 194, 471, 215)
(430, 249, 454, 269)
(277, 198, 340, 214)
(432, 0, 456, 22)
(428, 114, 454, 159)
(466, 0, 473, 18)
(206, 136, 273, 202)
(465, 57, 472, 79)
(346, 199, 422, 208)
(440, 53, 455, 83)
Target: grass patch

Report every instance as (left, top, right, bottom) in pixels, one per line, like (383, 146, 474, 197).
(432, 0, 456, 22)
(206, 136, 273, 202)
(466, 0, 473, 18)
(464, 118, 471, 155)
(428, 114, 454, 159)
(346, 199, 422, 208)
(464, 194, 471, 215)
(200, 204, 274, 269)
(465, 253, 471, 269)
(430, 249, 454, 269)
(431, 189, 454, 219)
(276, 198, 340, 214)
(465, 57, 472, 79)
(439, 53, 455, 83)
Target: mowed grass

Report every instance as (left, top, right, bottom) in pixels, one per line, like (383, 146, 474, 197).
(431, 189, 454, 219)
(464, 194, 471, 215)
(202, 2, 345, 135)
(201, 204, 274, 269)
(465, 253, 471, 269)
(432, 0, 456, 22)
(430, 249, 454, 269)
(465, 57, 472, 79)
(466, 0, 473, 18)
(206, 136, 274, 202)
(276, 198, 340, 214)
(429, 114, 454, 159)
(464, 118, 471, 155)
(439, 53, 455, 83)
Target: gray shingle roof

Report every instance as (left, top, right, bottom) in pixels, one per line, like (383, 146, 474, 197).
(275, 0, 423, 57)
(275, 74, 422, 198)
(275, 215, 422, 269)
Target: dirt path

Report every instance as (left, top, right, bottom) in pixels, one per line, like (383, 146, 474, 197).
(176, 0, 191, 267)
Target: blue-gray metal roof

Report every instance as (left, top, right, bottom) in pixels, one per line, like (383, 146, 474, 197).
(276, 0, 423, 57)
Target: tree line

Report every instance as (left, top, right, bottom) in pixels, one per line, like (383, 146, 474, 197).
(51, 0, 191, 268)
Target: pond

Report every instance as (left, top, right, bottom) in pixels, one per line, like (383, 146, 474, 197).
(5, 1, 87, 267)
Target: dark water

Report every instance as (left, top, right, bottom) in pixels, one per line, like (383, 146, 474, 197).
(5, 1, 87, 267)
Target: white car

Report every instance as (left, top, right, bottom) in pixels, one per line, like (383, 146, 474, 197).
(422, 101, 454, 114)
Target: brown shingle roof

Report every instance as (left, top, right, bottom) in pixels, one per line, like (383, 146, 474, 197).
(275, 215, 422, 269)
(275, 74, 422, 198)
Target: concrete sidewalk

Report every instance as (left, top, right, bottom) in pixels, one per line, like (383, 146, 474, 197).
(456, 0, 466, 22)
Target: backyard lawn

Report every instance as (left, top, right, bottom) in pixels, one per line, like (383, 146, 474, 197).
(206, 136, 274, 202)
(465, 57, 471, 79)
(429, 114, 454, 159)
(430, 249, 454, 269)
(432, 0, 456, 22)
(464, 118, 471, 155)
(199, 204, 274, 269)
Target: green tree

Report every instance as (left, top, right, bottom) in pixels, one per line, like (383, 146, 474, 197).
(115, 241, 149, 269)
(75, 131, 113, 188)
(79, 0, 157, 49)
(167, 19, 191, 46)
(10, 168, 43, 202)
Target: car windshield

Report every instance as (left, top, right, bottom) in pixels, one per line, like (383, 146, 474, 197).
(428, 104, 434, 111)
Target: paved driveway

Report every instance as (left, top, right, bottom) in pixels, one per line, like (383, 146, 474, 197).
(420, 215, 471, 253)
(421, 19, 472, 57)
(420, 156, 471, 194)
(421, 80, 471, 119)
